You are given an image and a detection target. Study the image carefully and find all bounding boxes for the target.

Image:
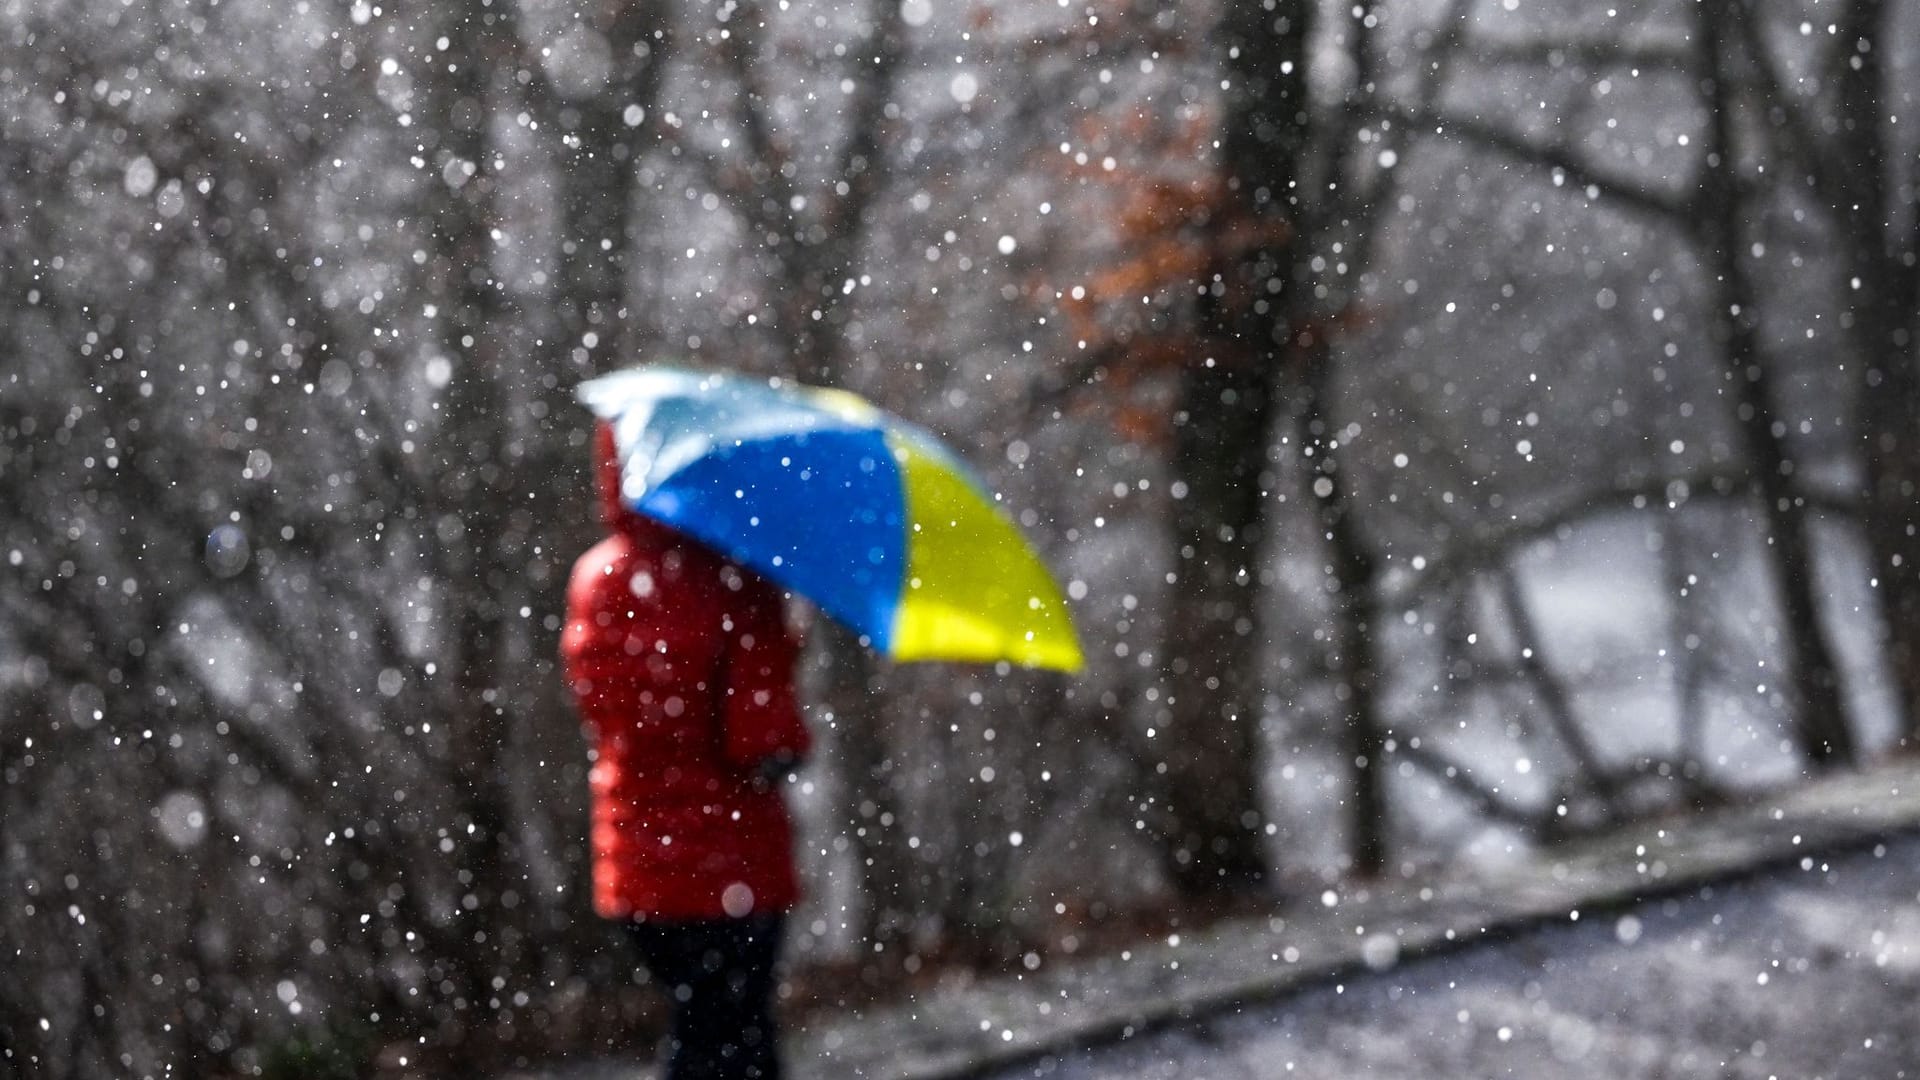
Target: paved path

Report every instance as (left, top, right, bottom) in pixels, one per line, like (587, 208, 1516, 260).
(980, 834, 1920, 1080)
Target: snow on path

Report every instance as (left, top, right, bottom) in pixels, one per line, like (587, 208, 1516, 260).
(984, 835, 1920, 1080)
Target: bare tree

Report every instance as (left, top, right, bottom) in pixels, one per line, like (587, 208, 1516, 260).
(1734, 0, 1920, 739)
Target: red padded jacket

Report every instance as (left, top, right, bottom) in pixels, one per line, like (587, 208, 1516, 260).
(562, 425, 811, 921)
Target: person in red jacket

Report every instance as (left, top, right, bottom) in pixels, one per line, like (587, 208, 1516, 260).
(562, 423, 811, 1080)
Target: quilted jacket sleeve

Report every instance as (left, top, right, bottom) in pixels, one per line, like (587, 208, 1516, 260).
(560, 541, 622, 710)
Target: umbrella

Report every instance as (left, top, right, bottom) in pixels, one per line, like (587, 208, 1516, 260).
(577, 365, 1084, 673)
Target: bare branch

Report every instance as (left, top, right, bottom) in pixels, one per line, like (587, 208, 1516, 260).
(1493, 563, 1621, 812)
(1730, 0, 1841, 206)
(1388, 465, 1860, 604)
(1342, 0, 1479, 269)
(1395, 741, 1543, 831)
(1379, 105, 1696, 221)
(1021, 340, 1130, 422)
(1388, 473, 1719, 599)
(1470, 33, 1693, 72)
(713, 0, 799, 238)
(1661, 516, 1712, 770)
(822, 0, 908, 242)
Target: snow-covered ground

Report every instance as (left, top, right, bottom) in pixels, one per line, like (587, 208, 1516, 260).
(505, 763, 1920, 1080)
(984, 834, 1920, 1080)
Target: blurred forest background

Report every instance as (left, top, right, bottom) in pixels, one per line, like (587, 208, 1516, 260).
(3, 0, 1919, 1074)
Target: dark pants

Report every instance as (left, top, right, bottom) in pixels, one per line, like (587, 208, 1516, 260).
(628, 914, 785, 1080)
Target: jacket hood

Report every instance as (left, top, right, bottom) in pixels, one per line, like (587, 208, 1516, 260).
(594, 421, 682, 545)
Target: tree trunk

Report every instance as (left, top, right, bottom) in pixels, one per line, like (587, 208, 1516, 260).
(1145, 0, 1318, 899)
(1158, 358, 1279, 895)
(1289, 336, 1390, 876)
(422, 10, 534, 1034)
(1325, 472, 1386, 876)
(1698, 4, 1856, 767)
(548, 15, 658, 374)
(1859, 302, 1920, 744)
(1829, 0, 1920, 742)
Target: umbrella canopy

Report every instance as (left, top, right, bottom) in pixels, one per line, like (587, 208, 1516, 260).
(577, 366, 1084, 672)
